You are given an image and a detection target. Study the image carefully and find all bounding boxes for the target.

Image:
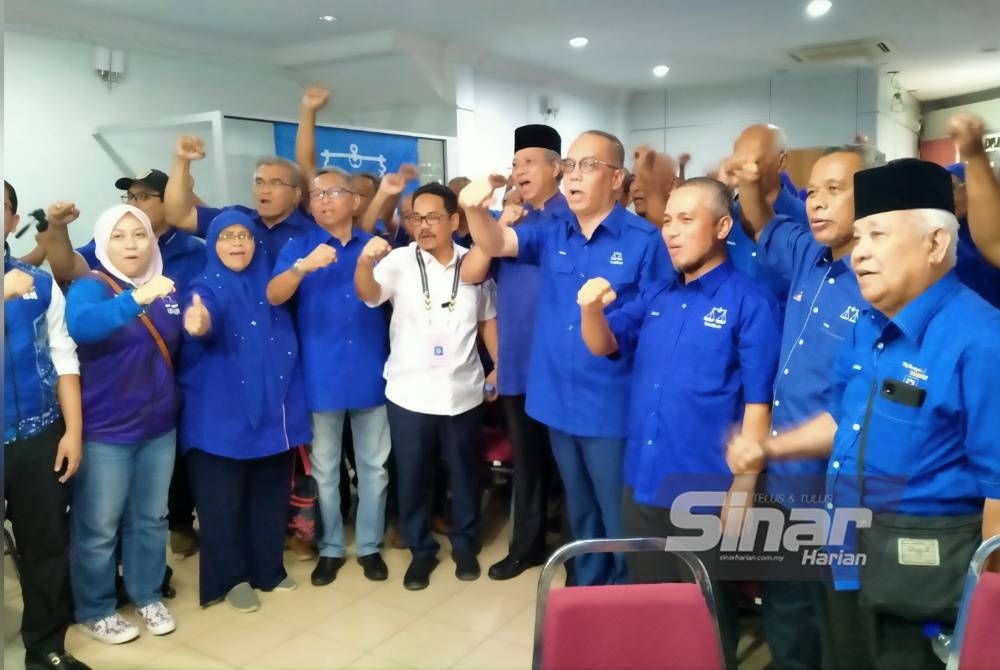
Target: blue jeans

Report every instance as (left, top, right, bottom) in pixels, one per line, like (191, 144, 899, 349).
(70, 430, 175, 622)
(548, 428, 627, 586)
(311, 407, 390, 557)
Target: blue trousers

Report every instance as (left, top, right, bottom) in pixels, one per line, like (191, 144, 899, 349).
(547, 428, 627, 585)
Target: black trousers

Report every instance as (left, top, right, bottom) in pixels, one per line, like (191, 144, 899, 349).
(186, 448, 291, 605)
(386, 401, 483, 559)
(621, 488, 741, 670)
(167, 438, 196, 530)
(501, 394, 553, 561)
(4, 421, 74, 656)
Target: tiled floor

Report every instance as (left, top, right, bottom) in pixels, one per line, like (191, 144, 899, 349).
(3, 524, 543, 670)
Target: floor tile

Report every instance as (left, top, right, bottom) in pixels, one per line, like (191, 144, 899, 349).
(365, 570, 466, 615)
(310, 598, 418, 650)
(451, 636, 533, 670)
(242, 631, 366, 670)
(136, 644, 237, 669)
(255, 581, 358, 625)
(343, 652, 413, 670)
(70, 631, 177, 670)
(426, 582, 530, 635)
(185, 610, 299, 667)
(490, 604, 537, 648)
(376, 618, 488, 670)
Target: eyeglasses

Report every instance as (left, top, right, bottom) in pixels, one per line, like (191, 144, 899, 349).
(253, 178, 295, 190)
(309, 187, 355, 201)
(560, 156, 622, 174)
(406, 212, 448, 227)
(217, 231, 254, 242)
(121, 191, 161, 203)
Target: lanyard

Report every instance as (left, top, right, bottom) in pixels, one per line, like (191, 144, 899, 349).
(415, 246, 463, 312)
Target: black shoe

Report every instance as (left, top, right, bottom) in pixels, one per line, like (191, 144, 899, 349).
(403, 557, 439, 590)
(311, 556, 347, 586)
(358, 553, 389, 581)
(454, 552, 481, 581)
(26, 651, 92, 670)
(488, 554, 545, 581)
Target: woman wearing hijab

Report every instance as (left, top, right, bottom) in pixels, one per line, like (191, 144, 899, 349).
(179, 210, 309, 612)
(65, 205, 181, 645)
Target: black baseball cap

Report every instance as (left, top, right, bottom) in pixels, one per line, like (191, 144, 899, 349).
(115, 168, 168, 194)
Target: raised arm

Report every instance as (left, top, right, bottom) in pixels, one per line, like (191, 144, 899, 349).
(354, 237, 392, 306)
(577, 278, 619, 356)
(296, 86, 329, 187)
(632, 146, 671, 229)
(44, 202, 90, 283)
(728, 154, 772, 242)
(165, 136, 205, 233)
(360, 164, 416, 234)
(950, 114, 1000, 267)
(458, 176, 519, 257)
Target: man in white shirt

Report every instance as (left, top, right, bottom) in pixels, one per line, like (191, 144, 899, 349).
(355, 182, 498, 590)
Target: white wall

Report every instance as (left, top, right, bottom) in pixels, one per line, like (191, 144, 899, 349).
(625, 69, 885, 176)
(922, 98, 1000, 140)
(874, 69, 920, 160)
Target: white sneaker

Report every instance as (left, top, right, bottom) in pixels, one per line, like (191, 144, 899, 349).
(80, 613, 140, 645)
(137, 601, 176, 636)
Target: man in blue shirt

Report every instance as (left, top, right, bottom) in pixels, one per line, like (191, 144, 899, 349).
(578, 177, 781, 668)
(948, 114, 1000, 271)
(729, 159, 1000, 669)
(267, 167, 391, 586)
(945, 161, 1000, 309)
(460, 130, 672, 585)
(460, 124, 568, 581)
(734, 144, 879, 670)
(164, 136, 315, 268)
(719, 124, 809, 303)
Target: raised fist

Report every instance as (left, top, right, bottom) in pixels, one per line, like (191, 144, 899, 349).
(300, 244, 337, 273)
(47, 202, 80, 227)
(184, 293, 211, 337)
(459, 176, 505, 210)
(678, 152, 691, 167)
(948, 113, 987, 160)
(360, 236, 391, 264)
(133, 275, 175, 305)
(302, 86, 330, 111)
(176, 136, 206, 162)
(577, 277, 617, 312)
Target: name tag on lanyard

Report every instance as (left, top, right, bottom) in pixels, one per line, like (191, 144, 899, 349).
(415, 247, 463, 368)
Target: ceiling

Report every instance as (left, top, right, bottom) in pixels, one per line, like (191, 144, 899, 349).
(7, 0, 1000, 100)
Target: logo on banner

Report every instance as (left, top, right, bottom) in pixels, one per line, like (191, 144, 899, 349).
(320, 143, 387, 176)
(273, 122, 419, 180)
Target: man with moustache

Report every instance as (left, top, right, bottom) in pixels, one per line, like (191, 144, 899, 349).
(267, 167, 392, 586)
(461, 130, 671, 586)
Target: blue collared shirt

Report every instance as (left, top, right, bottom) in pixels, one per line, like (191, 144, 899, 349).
(273, 224, 389, 412)
(514, 203, 672, 438)
(196, 205, 315, 270)
(727, 189, 808, 303)
(495, 192, 570, 396)
(77, 229, 207, 293)
(956, 221, 1000, 310)
(608, 260, 781, 508)
(825, 272, 1000, 589)
(757, 215, 865, 505)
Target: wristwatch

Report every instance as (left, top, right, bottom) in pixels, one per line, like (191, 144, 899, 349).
(292, 258, 306, 276)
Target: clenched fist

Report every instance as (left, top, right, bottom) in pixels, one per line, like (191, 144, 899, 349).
(726, 434, 768, 475)
(360, 236, 391, 264)
(302, 86, 330, 111)
(300, 244, 337, 273)
(47, 202, 80, 227)
(458, 175, 507, 210)
(184, 293, 211, 337)
(133, 275, 175, 305)
(577, 277, 617, 312)
(948, 113, 987, 160)
(4, 268, 35, 299)
(176, 135, 206, 162)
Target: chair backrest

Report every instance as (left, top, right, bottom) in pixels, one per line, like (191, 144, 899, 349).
(533, 538, 725, 670)
(949, 534, 1000, 670)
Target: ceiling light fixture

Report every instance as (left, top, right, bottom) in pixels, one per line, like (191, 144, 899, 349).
(805, 0, 832, 18)
(318, 15, 337, 22)
(569, 37, 589, 48)
(652, 65, 670, 78)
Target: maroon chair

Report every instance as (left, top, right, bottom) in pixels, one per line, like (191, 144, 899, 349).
(951, 534, 1000, 669)
(533, 538, 725, 670)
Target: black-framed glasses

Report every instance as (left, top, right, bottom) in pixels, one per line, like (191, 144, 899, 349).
(406, 212, 447, 227)
(217, 231, 254, 242)
(121, 191, 161, 203)
(309, 187, 355, 201)
(560, 156, 622, 174)
(253, 178, 295, 190)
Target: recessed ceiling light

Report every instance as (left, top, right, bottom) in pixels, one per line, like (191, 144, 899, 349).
(652, 65, 670, 78)
(569, 37, 589, 48)
(318, 15, 337, 22)
(805, 0, 832, 18)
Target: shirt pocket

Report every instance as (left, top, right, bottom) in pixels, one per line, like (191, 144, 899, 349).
(550, 251, 575, 275)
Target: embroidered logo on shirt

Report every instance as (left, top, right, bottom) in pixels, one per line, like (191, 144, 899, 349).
(703, 307, 728, 329)
(840, 306, 859, 323)
(163, 296, 181, 316)
(901, 361, 928, 387)
(20, 290, 39, 300)
(792, 290, 803, 302)
(610, 251, 624, 266)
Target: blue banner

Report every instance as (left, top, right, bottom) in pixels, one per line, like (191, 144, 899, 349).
(273, 122, 418, 178)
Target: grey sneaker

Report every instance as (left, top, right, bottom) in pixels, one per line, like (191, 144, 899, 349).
(273, 576, 298, 592)
(225, 582, 260, 613)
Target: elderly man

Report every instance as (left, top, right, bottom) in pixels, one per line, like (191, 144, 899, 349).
(728, 158, 1000, 669)
(629, 149, 677, 228)
(461, 130, 671, 586)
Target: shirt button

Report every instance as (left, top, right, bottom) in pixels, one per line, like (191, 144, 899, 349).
(647, 440, 653, 446)
(568, 325, 574, 331)
(751, 251, 757, 258)
(579, 273, 585, 278)
(876, 342, 884, 350)
(812, 307, 819, 314)
(682, 303, 688, 309)
(798, 339, 805, 346)
(771, 430, 778, 437)
(783, 368, 790, 375)
(833, 461, 841, 469)
(826, 502, 834, 510)
(828, 278, 836, 285)
(774, 400, 780, 406)
(653, 383, 660, 389)
(852, 423, 861, 431)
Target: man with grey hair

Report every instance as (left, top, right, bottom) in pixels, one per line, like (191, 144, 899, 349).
(165, 135, 313, 267)
(733, 144, 881, 670)
(728, 158, 1000, 669)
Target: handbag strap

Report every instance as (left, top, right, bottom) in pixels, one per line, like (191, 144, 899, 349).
(92, 271, 173, 373)
(855, 377, 880, 507)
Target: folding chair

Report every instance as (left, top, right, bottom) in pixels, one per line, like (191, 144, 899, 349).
(533, 538, 726, 670)
(949, 533, 1000, 670)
